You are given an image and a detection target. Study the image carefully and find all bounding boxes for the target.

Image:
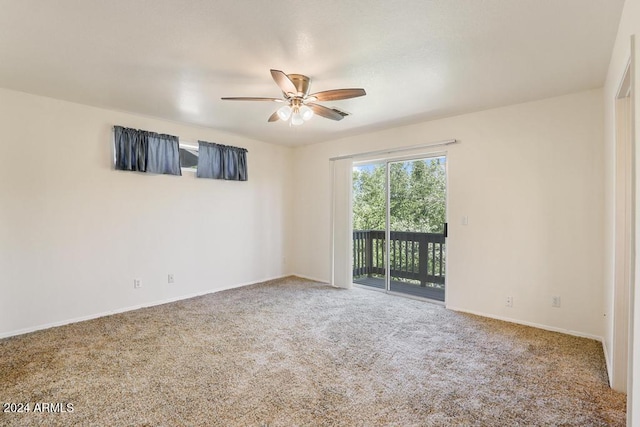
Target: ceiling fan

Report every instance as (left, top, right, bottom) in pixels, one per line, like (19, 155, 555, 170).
(221, 69, 366, 125)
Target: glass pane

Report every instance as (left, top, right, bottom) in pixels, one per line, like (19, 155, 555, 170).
(352, 162, 387, 291)
(180, 147, 198, 170)
(388, 156, 446, 301)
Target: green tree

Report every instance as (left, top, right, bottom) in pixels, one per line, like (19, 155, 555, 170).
(352, 158, 446, 233)
(352, 164, 386, 230)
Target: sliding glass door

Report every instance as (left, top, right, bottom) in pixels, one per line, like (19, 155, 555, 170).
(352, 155, 447, 301)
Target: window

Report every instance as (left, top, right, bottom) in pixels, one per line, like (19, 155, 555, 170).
(179, 143, 199, 172)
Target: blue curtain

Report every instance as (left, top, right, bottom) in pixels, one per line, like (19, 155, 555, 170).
(146, 133, 181, 175)
(114, 126, 181, 176)
(114, 126, 147, 172)
(197, 141, 247, 181)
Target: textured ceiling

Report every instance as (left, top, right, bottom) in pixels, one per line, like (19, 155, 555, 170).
(0, 0, 625, 146)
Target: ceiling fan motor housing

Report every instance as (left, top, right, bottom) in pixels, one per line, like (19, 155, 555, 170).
(286, 74, 311, 97)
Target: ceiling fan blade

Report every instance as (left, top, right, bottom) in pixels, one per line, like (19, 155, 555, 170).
(308, 88, 366, 102)
(221, 97, 283, 102)
(270, 69, 297, 96)
(308, 103, 345, 121)
(267, 111, 280, 122)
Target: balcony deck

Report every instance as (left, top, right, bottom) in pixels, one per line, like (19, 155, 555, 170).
(354, 276, 445, 301)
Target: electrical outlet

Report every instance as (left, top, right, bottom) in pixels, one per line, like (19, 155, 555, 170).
(133, 279, 141, 289)
(506, 296, 513, 307)
(552, 296, 561, 308)
(168, 274, 174, 284)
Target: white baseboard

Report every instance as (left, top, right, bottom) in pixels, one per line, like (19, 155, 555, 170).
(0, 274, 290, 340)
(4, 278, 605, 346)
(445, 305, 603, 342)
(290, 273, 330, 284)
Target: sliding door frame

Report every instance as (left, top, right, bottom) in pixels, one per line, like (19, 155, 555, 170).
(352, 150, 449, 301)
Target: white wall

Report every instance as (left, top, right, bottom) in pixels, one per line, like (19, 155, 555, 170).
(603, 0, 640, 420)
(292, 89, 605, 339)
(1, 80, 603, 362)
(0, 88, 293, 338)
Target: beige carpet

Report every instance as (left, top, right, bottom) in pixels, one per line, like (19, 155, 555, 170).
(0, 277, 626, 426)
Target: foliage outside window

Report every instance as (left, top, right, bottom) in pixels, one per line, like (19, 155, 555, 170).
(352, 157, 446, 233)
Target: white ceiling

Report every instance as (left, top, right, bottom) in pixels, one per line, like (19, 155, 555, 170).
(0, 0, 625, 146)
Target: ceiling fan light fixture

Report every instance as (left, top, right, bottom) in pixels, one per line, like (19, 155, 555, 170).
(291, 108, 304, 126)
(299, 105, 314, 121)
(276, 105, 292, 121)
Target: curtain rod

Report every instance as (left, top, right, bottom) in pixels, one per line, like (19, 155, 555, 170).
(329, 139, 457, 161)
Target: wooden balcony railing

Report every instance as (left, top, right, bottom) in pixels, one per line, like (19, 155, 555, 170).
(353, 229, 445, 287)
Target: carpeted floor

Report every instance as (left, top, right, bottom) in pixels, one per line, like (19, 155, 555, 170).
(0, 277, 626, 426)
